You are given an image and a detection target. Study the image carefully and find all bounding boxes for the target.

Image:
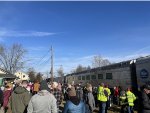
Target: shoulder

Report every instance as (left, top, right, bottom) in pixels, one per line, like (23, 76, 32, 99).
(48, 93, 57, 101)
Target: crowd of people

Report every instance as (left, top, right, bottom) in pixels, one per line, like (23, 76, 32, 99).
(0, 79, 149, 113)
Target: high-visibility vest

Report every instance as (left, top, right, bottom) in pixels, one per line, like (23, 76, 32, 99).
(120, 95, 127, 105)
(126, 91, 136, 106)
(97, 86, 107, 102)
(104, 88, 111, 96)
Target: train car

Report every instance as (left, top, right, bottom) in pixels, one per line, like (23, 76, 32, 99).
(136, 56, 150, 87)
(65, 56, 150, 91)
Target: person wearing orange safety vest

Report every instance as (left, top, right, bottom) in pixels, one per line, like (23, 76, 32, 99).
(97, 83, 108, 113)
(126, 88, 136, 113)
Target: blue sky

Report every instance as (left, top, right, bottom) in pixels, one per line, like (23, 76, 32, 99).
(0, 2, 150, 76)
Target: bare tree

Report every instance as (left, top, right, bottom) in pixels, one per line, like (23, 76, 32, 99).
(75, 64, 87, 73)
(92, 55, 111, 68)
(57, 66, 64, 83)
(87, 65, 91, 70)
(35, 72, 43, 82)
(0, 44, 26, 74)
(57, 66, 64, 77)
(27, 68, 36, 82)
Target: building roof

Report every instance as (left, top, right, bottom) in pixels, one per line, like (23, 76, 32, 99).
(0, 67, 16, 79)
(0, 74, 16, 78)
(0, 68, 11, 74)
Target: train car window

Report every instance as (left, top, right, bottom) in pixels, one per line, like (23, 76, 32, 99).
(82, 76, 85, 80)
(86, 75, 90, 80)
(91, 75, 96, 79)
(78, 76, 81, 80)
(98, 74, 103, 79)
(106, 73, 113, 79)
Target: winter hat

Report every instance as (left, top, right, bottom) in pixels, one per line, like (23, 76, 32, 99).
(68, 86, 76, 96)
(40, 80, 50, 91)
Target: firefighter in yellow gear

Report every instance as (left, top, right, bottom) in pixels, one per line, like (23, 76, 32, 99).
(97, 83, 107, 113)
(119, 90, 128, 113)
(126, 88, 136, 113)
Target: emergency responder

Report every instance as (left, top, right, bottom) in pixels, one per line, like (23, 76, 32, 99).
(97, 83, 107, 113)
(126, 88, 136, 113)
(104, 85, 111, 113)
(119, 87, 128, 113)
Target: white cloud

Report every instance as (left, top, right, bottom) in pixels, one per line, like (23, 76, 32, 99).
(0, 29, 57, 37)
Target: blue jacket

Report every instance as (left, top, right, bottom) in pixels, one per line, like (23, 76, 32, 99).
(63, 100, 85, 113)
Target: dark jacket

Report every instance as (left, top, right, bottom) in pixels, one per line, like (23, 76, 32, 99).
(0, 89, 3, 106)
(10, 86, 31, 113)
(141, 91, 150, 113)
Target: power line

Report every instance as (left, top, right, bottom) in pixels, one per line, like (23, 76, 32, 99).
(31, 49, 50, 66)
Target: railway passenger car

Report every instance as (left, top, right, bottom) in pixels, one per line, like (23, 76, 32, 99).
(65, 56, 150, 91)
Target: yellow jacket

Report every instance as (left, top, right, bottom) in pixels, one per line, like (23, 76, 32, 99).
(104, 87, 111, 96)
(126, 91, 136, 106)
(97, 86, 107, 102)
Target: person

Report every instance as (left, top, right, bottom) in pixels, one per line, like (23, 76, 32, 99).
(114, 86, 119, 105)
(51, 82, 63, 113)
(0, 88, 3, 109)
(62, 86, 85, 113)
(2, 83, 12, 113)
(84, 83, 95, 113)
(76, 84, 83, 100)
(97, 83, 107, 113)
(33, 81, 40, 95)
(140, 83, 150, 113)
(93, 87, 98, 107)
(104, 85, 111, 113)
(9, 80, 31, 113)
(27, 80, 57, 113)
(119, 87, 128, 113)
(126, 88, 136, 113)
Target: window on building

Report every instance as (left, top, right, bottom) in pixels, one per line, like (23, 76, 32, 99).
(98, 74, 103, 79)
(91, 75, 96, 79)
(82, 76, 85, 80)
(78, 76, 81, 80)
(106, 73, 113, 79)
(23, 75, 25, 78)
(86, 75, 90, 80)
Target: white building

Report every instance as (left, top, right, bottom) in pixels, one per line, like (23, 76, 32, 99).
(15, 72, 29, 80)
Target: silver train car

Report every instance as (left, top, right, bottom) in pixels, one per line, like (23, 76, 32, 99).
(64, 56, 150, 91)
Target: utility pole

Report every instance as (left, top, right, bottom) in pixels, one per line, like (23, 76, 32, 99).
(50, 46, 54, 82)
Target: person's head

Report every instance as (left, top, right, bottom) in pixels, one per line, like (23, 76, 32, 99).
(4, 83, 12, 90)
(127, 87, 132, 91)
(21, 80, 28, 88)
(86, 83, 92, 92)
(105, 84, 108, 88)
(52, 82, 58, 89)
(100, 83, 104, 87)
(68, 86, 76, 97)
(68, 84, 71, 88)
(143, 83, 150, 94)
(40, 80, 50, 91)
